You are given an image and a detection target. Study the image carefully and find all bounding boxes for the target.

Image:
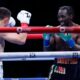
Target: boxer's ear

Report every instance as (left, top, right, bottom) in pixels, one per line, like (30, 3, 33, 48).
(3, 17, 9, 25)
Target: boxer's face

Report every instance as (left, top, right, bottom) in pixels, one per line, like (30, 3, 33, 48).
(3, 17, 10, 26)
(0, 17, 10, 27)
(57, 9, 72, 26)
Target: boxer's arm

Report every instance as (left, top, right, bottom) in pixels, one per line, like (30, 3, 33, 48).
(1, 33, 27, 45)
(58, 33, 80, 50)
(43, 25, 54, 51)
(50, 36, 55, 45)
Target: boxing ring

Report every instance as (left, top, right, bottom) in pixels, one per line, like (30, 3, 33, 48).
(0, 51, 79, 80)
(0, 26, 80, 80)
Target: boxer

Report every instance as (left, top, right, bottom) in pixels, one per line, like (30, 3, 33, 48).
(0, 7, 32, 79)
(43, 6, 80, 80)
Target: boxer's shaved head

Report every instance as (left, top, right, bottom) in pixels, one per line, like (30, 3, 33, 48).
(58, 6, 74, 16)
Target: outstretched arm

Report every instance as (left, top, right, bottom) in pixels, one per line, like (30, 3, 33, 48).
(1, 33, 27, 45)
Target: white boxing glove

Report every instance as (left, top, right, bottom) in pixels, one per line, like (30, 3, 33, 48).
(17, 10, 32, 24)
(7, 17, 16, 27)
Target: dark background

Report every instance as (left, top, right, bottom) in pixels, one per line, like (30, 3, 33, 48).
(0, 0, 80, 78)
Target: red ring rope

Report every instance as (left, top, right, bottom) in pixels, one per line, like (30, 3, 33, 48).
(0, 26, 80, 40)
(0, 26, 80, 33)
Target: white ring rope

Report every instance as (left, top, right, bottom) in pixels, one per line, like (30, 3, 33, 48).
(0, 51, 79, 61)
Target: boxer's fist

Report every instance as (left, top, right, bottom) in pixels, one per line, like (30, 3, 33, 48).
(43, 25, 52, 41)
(7, 17, 16, 27)
(57, 33, 75, 48)
(17, 10, 32, 24)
